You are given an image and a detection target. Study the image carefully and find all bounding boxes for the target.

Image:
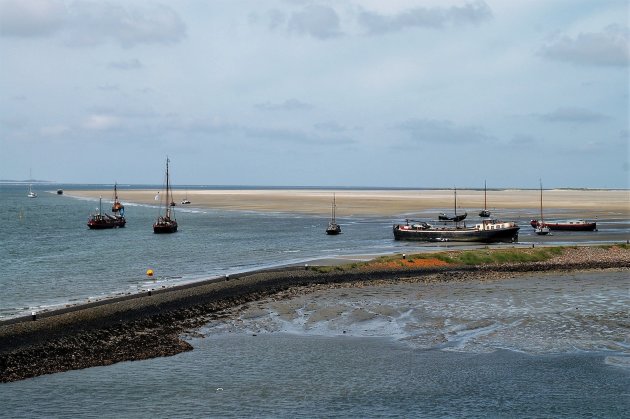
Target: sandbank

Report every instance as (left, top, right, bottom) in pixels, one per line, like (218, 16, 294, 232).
(67, 188, 629, 218)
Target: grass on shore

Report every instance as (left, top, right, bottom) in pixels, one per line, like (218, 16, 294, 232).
(311, 244, 628, 273)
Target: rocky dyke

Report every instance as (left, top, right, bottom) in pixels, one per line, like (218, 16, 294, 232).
(1, 245, 629, 383)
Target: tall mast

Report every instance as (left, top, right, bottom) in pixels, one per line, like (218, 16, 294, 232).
(483, 180, 488, 209)
(539, 179, 544, 223)
(454, 187, 457, 216)
(332, 193, 336, 223)
(166, 157, 170, 218)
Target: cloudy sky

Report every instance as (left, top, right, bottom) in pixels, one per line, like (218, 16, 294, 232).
(0, 0, 628, 188)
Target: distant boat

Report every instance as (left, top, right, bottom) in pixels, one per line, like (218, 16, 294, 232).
(153, 158, 178, 234)
(438, 187, 467, 222)
(27, 169, 37, 198)
(111, 182, 124, 215)
(57, 189, 63, 195)
(87, 196, 126, 229)
(530, 181, 596, 232)
(326, 193, 341, 235)
(181, 190, 191, 205)
(27, 184, 37, 198)
(478, 181, 491, 218)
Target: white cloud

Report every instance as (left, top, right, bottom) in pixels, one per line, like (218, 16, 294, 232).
(83, 114, 120, 130)
(0, 0, 67, 37)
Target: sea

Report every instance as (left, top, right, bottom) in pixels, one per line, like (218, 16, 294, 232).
(1, 184, 629, 418)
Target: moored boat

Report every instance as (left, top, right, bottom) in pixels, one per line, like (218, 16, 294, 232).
(88, 196, 126, 229)
(325, 193, 341, 235)
(438, 187, 467, 222)
(530, 219, 596, 231)
(534, 180, 550, 235)
(111, 183, 124, 215)
(153, 158, 178, 234)
(393, 218, 519, 243)
(478, 181, 491, 218)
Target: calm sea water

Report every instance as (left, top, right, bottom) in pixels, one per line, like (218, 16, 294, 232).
(1, 184, 629, 418)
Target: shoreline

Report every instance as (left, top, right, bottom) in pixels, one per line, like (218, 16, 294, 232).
(1, 245, 629, 383)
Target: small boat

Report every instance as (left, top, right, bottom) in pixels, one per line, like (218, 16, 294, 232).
(111, 183, 124, 215)
(57, 189, 63, 195)
(87, 196, 126, 229)
(153, 158, 178, 234)
(533, 180, 550, 235)
(478, 181, 491, 218)
(438, 187, 467, 222)
(27, 184, 37, 198)
(181, 191, 191, 205)
(326, 193, 341, 235)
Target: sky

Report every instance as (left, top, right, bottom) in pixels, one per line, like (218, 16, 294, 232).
(0, 0, 628, 188)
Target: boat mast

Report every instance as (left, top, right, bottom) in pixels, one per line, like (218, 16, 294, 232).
(483, 180, 488, 211)
(454, 187, 457, 217)
(165, 158, 171, 219)
(332, 193, 336, 224)
(539, 179, 544, 224)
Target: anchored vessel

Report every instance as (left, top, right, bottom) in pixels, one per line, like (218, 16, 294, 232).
(438, 187, 467, 222)
(153, 158, 178, 234)
(393, 218, 519, 243)
(478, 181, 491, 218)
(530, 181, 596, 232)
(87, 195, 126, 229)
(326, 193, 341, 235)
(111, 183, 124, 215)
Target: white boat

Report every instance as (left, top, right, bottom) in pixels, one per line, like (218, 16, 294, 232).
(27, 184, 37, 198)
(534, 180, 550, 235)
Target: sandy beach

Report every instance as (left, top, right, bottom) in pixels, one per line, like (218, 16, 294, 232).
(67, 188, 630, 219)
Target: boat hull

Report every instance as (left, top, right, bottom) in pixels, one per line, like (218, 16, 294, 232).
(153, 221, 178, 234)
(393, 224, 519, 243)
(530, 220, 596, 231)
(87, 217, 126, 229)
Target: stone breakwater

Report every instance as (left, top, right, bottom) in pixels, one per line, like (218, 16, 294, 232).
(1, 246, 629, 383)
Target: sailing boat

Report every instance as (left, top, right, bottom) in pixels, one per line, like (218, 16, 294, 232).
(153, 158, 178, 234)
(439, 187, 467, 222)
(27, 170, 37, 198)
(478, 181, 491, 218)
(533, 180, 550, 235)
(111, 182, 125, 215)
(27, 184, 37, 198)
(326, 193, 341, 235)
(181, 190, 191, 205)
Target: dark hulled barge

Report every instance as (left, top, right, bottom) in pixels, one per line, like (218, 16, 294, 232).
(393, 218, 519, 243)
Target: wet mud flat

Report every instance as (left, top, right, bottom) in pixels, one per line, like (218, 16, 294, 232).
(1, 246, 629, 382)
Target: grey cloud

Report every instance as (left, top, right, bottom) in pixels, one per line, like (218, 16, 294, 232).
(0, 0, 67, 37)
(398, 118, 493, 145)
(0, 0, 186, 47)
(359, 0, 492, 34)
(288, 5, 342, 39)
(539, 25, 629, 67)
(314, 121, 348, 133)
(538, 107, 608, 123)
(255, 99, 314, 111)
(108, 58, 143, 70)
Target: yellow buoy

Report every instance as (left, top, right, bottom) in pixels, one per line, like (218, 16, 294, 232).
(146, 269, 154, 277)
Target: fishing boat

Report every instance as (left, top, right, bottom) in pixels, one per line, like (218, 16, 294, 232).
(87, 196, 126, 229)
(438, 187, 467, 222)
(153, 158, 178, 234)
(393, 218, 519, 243)
(530, 182, 596, 232)
(325, 193, 341, 235)
(111, 183, 124, 215)
(478, 181, 491, 218)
